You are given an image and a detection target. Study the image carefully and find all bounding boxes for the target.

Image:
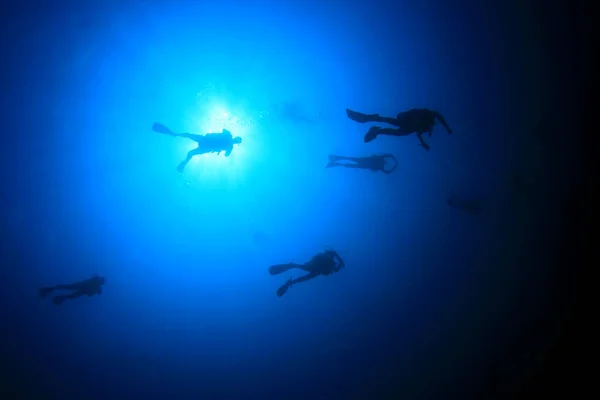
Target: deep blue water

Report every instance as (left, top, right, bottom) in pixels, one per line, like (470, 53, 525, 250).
(1, 0, 577, 398)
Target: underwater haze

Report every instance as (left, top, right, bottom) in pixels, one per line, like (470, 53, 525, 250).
(1, 0, 576, 398)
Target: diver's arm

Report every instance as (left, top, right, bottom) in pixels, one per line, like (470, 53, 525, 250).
(433, 111, 452, 134)
(224, 147, 232, 157)
(332, 252, 345, 271)
(417, 133, 431, 150)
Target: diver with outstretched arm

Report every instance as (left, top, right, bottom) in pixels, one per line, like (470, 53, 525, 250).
(346, 108, 453, 150)
(152, 123, 243, 173)
(326, 153, 398, 174)
(39, 275, 105, 305)
(268, 249, 345, 297)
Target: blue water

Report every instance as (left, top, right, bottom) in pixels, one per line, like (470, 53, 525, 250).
(2, 0, 573, 398)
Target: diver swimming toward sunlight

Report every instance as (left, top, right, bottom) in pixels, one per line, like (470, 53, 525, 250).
(326, 153, 398, 174)
(268, 248, 345, 297)
(346, 108, 453, 150)
(152, 122, 242, 173)
(39, 275, 105, 305)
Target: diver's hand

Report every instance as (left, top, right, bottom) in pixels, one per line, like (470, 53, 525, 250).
(333, 252, 345, 269)
(419, 143, 431, 151)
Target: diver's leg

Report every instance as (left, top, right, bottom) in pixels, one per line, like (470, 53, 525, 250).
(52, 291, 85, 305)
(346, 109, 403, 127)
(176, 148, 201, 173)
(268, 263, 304, 275)
(374, 116, 404, 127)
(327, 162, 366, 169)
(365, 127, 410, 143)
(366, 126, 415, 143)
(177, 133, 204, 141)
(328, 155, 359, 162)
(276, 271, 320, 297)
(378, 128, 413, 137)
(153, 123, 204, 142)
(327, 155, 364, 167)
(55, 284, 80, 290)
(176, 156, 192, 173)
(337, 164, 364, 170)
(39, 283, 79, 297)
(327, 155, 362, 168)
(289, 271, 320, 284)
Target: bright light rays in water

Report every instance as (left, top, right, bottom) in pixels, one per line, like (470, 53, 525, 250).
(179, 96, 260, 189)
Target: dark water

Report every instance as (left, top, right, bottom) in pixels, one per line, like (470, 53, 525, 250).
(0, 0, 586, 398)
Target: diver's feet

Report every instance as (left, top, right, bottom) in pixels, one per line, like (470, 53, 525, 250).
(39, 287, 52, 298)
(346, 109, 380, 124)
(364, 126, 381, 143)
(276, 283, 291, 297)
(326, 162, 338, 168)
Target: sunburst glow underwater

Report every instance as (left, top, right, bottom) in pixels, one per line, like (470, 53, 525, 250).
(2, 0, 578, 398)
(180, 100, 254, 186)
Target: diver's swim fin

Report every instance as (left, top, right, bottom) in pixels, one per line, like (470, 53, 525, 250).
(269, 264, 294, 275)
(364, 126, 381, 143)
(346, 109, 379, 124)
(152, 122, 174, 135)
(276, 283, 290, 297)
(327, 155, 340, 168)
(39, 287, 52, 298)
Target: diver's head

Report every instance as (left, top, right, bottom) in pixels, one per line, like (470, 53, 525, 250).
(233, 136, 242, 145)
(97, 276, 106, 285)
(324, 249, 336, 258)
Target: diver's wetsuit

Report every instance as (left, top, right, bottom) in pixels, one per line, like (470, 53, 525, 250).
(39, 275, 105, 305)
(152, 123, 243, 172)
(268, 250, 345, 297)
(346, 108, 452, 150)
(326, 154, 398, 174)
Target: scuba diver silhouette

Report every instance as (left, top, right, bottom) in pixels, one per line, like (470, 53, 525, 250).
(39, 275, 105, 305)
(326, 153, 398, 174)
(346, 108, 453, 150)
(152, 122, 242, 173)
(268, 248, 345, 297)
